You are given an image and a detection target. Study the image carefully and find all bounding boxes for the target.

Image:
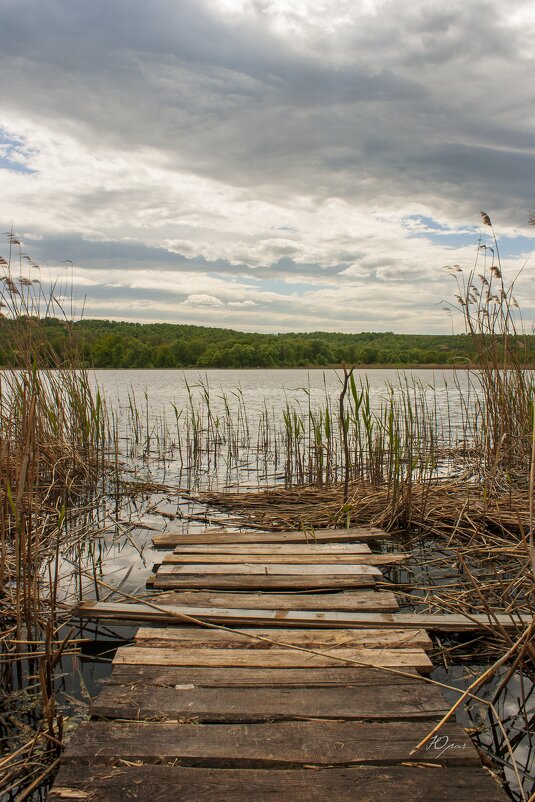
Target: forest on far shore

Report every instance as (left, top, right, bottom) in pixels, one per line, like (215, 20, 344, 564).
(1, 317, 534, 369)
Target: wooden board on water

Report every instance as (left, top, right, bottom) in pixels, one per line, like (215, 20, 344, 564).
(61, 719, 479, 767)
(153, 526, 388, 548)
(150, 590, 400, 611)
(173, 543, 374, 554)
(150, 574, 378, 590)
(155, 563, 383, 576)
(49, 764, 509, 802)
(105, 665, 421, 687)
(91, 682, 443, 721)
(134, 626, 432, 650)
(159, 553, 407, 566)
(76, 591, 400, 620)
(75, 601, 531, 631)
(112, 645, 433, 670)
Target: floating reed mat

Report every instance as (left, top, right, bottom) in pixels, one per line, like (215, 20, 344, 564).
(194, 480, 534, 537)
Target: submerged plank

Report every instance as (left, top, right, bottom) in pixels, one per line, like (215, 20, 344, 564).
(112, 645, 433, 670)
(62, 720, 479, 767)
(91, 682, 445, 721)
(159, 553, 407, 565)
(50, 764, 508, 802)
(134, 626, 432, 650)
(105, 665, 420, 687)
(153, 526, 388, 548)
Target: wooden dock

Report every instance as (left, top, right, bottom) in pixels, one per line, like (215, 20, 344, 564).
(50, 526, 508, 801)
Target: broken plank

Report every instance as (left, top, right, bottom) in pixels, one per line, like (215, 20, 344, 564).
(49, 764, 509, 802)
(61, 720, 479, 767)
(134, 627, 432, 650)
(91, 682, 443, 722)
(105, 665, 420, 687)
(112, 645, 433, 670)
(159, 553, 407, 565)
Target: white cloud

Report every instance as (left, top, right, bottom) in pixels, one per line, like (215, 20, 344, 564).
(185, 293, 225, 307)
(0, 0, 534, 333)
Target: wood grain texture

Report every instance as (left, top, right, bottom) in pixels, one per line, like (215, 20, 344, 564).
(133, 626, 432, 650)
(153, 526, 388, 548)
(159, 553, 407, 565)
(91, 683, 447, 722)
(173, 543, 373, 554)
(113, 645, 432, 669)
(105, 664, 420, 687)
(62, 720, 479, 767)
(49, 765, 508, 802)
(75, 601, 531, 631)
(150, 589, 400, 611)
(150, 574, 378, 590)
(155, 563, 383, 575)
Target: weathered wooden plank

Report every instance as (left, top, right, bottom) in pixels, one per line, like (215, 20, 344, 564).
(105, 664, 420, 687)
(50, 764, 509, 802)
(91, 683, 446, 721)
(173, 543, 373, 554)
(155, 563, 383, 575)
(75, 601, 532, 631)
(112, 645, 433, 670)
(153, 527, 388, 548)
(159, 553, 407, 565)
(151, 590, 400, 611)
(150, 574, 378, 590)
(134, 627, 432, 650)
(61, 720, 479, 767)
(76, 593, 399, 621)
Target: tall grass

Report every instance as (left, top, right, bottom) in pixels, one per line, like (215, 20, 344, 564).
(447, 212, 533, 483)
(0, 236, 110, 798)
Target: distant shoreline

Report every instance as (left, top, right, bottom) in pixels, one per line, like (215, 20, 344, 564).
(84, 363, 532, 371)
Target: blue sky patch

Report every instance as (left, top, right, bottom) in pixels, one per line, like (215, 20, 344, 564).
(0, 131, 35, 174)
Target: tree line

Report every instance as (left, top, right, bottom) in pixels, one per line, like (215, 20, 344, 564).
(1, 317, 533, 369)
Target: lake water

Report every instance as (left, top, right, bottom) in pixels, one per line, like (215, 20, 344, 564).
(91, 367, 476, 488)
(93, 366, 471, 418)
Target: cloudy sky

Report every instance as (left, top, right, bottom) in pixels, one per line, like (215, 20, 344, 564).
(1, 0, 534, 333)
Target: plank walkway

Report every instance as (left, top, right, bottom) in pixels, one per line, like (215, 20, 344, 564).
(50, 526, 508, 801)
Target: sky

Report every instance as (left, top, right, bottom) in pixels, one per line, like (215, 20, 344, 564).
(0, 0, 534, 334)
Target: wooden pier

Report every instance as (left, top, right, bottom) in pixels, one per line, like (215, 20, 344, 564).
(50, 526, 508, 801)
